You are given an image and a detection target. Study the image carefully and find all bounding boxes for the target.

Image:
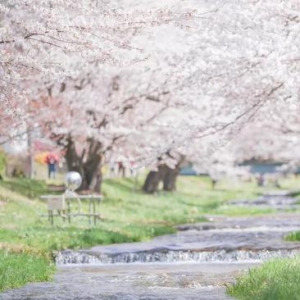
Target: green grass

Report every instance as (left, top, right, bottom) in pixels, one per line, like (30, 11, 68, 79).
(0, 175, 268, 255)
(285, 231, 300, 242)
(0, 178, 61, 199)
(0, 226, 175, 254)
(0, 175, 295, 253)
(0, 251, 55, 292)
(227, 256, 300, 300)
(0, 174, 299, 292)
(278, 176, 300, 191)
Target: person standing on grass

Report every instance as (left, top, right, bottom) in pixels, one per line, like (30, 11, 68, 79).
(45, 153, 58, 179)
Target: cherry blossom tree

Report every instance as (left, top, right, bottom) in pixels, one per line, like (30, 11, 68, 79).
(2, 0, 300, 194)
(126, 0, 300, 193)
(0, 0, 199, 186)
(28, 52, 195, 192)
(2, 0, 202, 191)
(0, 0, 196, 138)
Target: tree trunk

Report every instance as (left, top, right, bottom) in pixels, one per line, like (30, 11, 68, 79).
(142, 171, 161, 194)
(142, 155, 186, 194)
(142, 165, 167, 194)
(162, 155, 186, 192)
(89, 168, 103, 194)
(163, 165, 180, 192)
(211, 178, 217, 189)
(64, 136, 103, 193)
(143, 164, 179, 193)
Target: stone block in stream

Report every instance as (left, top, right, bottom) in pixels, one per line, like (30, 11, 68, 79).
(56, 248, 300, 265)
(177, 213, 300, 231)
(55, 213, 300, 265)
(228, 194, 300, 211)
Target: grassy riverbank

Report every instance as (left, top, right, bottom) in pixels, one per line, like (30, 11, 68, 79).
(0, 175, 298, 292)
(0, 251, 55, 292)
(0, 176, 279, 250)
(227, 256, 300, 300)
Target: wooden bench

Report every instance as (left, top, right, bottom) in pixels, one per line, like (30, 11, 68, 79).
(40, 194, 103, 225)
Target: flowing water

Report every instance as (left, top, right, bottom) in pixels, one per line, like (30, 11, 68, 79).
(1, 193, 300, 300)
(1, 263, 251, 300)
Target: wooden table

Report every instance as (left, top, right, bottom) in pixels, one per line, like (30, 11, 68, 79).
(40, 194, 103, 225)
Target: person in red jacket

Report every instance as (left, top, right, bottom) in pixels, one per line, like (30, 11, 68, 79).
(45, 153, 58, 179)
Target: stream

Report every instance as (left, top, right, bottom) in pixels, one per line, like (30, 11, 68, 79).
(1, 192, 300, 299)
